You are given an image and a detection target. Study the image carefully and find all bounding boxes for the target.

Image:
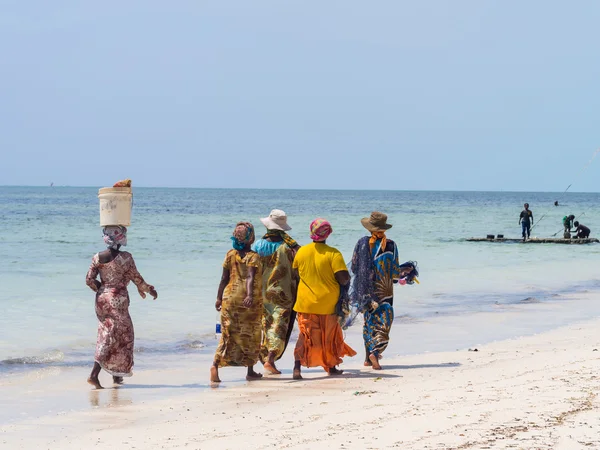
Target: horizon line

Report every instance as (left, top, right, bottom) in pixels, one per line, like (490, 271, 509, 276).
(0, 184, 598, 194)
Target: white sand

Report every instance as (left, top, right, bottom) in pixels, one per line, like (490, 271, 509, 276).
(2, 318, 599, 449)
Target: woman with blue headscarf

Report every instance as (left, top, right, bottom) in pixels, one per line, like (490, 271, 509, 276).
(210, 222, 264, 383)
(85, 226, 158, 389)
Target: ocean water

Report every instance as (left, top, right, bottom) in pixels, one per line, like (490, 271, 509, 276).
(1, 187, 599, 377)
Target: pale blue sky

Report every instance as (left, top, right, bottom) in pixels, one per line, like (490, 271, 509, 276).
(1, 1, 599, 191)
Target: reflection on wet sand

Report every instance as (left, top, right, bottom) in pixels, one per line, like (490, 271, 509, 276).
(89, 387, 133, 409)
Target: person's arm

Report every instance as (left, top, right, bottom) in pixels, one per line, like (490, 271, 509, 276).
(85, 255, 101, 292)
(334, 270, 350, 286)
(243, 266, 256, 308)
(518, 213, 522, 225)
(215, 267, 230, 311)
(126, 255, 158, 300)
(529, 211, 533, 224)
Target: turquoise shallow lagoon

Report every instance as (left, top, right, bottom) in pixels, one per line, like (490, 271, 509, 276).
(1, 187, 599, 380)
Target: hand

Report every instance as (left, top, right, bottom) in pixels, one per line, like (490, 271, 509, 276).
(242, 296, 254, 308)
(400, 267, 413, 277)
(93, 280, 101, 291)
(215, 299, 222, 311)
(149, 287, 158, 300)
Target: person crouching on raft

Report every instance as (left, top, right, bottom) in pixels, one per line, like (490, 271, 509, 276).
(350, 212, 413, 370)
(292, 218, 356, 380)
(86, 226, 158, 389)
(211, 222, 263, 383)
(573, 221, 591, 239)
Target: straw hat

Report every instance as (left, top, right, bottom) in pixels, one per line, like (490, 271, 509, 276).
(361, 211, 393, 232)
(260, 209, 292, 231)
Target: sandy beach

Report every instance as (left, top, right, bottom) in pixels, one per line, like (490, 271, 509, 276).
(2, 316, 599, 450)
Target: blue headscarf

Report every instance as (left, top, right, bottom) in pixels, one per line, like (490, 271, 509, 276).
(230, 222, 255, 250)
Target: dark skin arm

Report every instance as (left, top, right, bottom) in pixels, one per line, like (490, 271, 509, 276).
(243, 266, 256, 308)
(215, 268, 230, 311)
(334, 270, 350, 286)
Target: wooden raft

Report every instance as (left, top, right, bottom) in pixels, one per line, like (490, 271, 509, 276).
(466, 237, 599, 244)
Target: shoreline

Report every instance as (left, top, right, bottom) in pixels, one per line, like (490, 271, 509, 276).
(2, 315, 600, 449)
(3, 282, 600, 380)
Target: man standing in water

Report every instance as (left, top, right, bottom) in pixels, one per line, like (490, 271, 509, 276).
(519, 203, 533, 241)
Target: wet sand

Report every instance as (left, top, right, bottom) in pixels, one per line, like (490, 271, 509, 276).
(2, 317, 599, 449)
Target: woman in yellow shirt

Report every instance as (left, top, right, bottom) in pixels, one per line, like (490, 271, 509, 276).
(292, 218, 356, 380)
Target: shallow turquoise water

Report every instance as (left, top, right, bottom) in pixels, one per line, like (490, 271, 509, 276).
(1, 187, 599, 374)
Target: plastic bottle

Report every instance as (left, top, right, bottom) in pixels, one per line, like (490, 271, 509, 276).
(215, 312, 222, 340)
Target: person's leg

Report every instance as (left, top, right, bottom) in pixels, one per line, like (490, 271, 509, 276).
(246, 365, 263, 381)
(328, 366, 344, 375)
(210, 361, 221, 383)
(522, 222, 527, 239)
(87, 362, 103, 389)
(526, 223, 531, 238)
(293, 360, 302, 380)
(263, 304, 285, 375)
(363, 315, 371, 366)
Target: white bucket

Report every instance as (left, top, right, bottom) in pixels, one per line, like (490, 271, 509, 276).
(98, 187, 132, 227)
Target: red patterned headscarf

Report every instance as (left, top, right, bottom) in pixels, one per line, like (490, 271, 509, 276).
(231, 222, 255, 250)
(309, 218, 332, 242)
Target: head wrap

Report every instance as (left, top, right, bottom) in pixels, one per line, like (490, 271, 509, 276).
(309, 218, 332, 242)
(231, 222, 255, 250)
(369, 231, 387, 252)
(103, 226, 127, 250)
(263, 229, 299, 249)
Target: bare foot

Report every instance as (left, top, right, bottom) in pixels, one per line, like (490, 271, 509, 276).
(263, 362, 282, 375)
(293, 368, 303, 380)
(369, 353, 382, 370)
(328, 367, 344, 376)
(246, 370, 263, 381)
(364, 359, 372, 367)
(210, 366, 221, 383)
(113, 376, 124, 384)
(87, 377, 103, 389)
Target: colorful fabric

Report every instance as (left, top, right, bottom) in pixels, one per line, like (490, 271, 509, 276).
(103, 226, 128, 250)
(294, 313, 356, 371)
(369, 231, 387, 252)
(231, 222, 255, 250)
(86, 251, 154, 377)
(113, 179, 132, 187)
(214, 249, 263, 367)
(252, 239, 283, 257)
(309, 218, 332, 242)
(257, 242, 297, 363)
(263, 229, 299, 249)
(350, 236, 400, 313)
(293, 242, 348, 315)
(363, 303, 394, 357)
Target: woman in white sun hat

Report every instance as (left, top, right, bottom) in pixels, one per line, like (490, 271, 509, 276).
(252, 209, 300, 375)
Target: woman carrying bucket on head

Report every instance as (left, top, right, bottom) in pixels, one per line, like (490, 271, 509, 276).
(86, 225, 158, 389)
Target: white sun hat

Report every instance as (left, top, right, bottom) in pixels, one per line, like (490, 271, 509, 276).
(260, 209, 292, 231)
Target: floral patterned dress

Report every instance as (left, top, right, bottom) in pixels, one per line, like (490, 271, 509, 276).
(253, 240, 297, 363)
(86, 251, 154, 377)
(351, 236, 400, 358)
(214, 249, 263, 368)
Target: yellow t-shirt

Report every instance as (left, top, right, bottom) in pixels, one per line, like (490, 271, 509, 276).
(292, 242, 348, 315)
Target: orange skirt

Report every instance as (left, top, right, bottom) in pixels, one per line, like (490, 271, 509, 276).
(294, 313, 356, 371)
